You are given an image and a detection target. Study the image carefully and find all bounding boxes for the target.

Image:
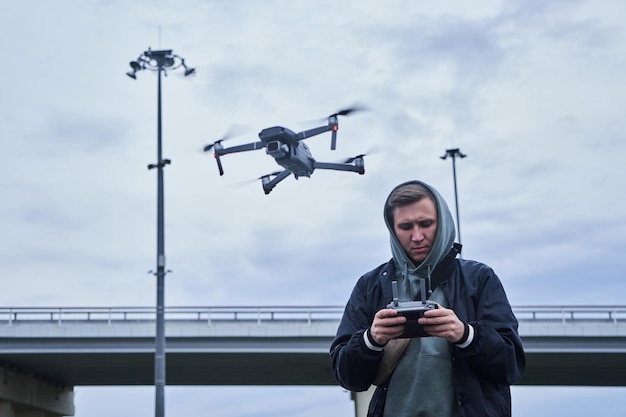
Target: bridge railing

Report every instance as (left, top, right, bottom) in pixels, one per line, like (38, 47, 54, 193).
(513, 306, 626, 325)
(1, 306, 625, 327)
(0, 306, 345, 327)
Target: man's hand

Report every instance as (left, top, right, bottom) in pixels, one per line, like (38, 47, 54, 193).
(369, 308, 407, 346)
(418, 305, 465, 343)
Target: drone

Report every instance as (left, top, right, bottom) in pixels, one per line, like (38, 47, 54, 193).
(203, 107, 369, 194)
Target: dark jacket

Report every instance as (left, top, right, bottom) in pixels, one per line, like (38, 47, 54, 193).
(329, 255, 526, 417)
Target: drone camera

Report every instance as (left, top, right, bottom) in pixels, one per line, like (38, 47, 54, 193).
(266, 141, 289, 158)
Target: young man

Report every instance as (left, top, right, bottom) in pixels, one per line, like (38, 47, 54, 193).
(330, 180, 525, 417)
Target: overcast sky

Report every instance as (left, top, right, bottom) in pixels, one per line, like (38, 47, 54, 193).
(1, 0, 625, 416)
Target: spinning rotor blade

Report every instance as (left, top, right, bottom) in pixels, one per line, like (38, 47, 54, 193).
(201, 124, 255, 177)
(342, 154, 366, 163)
(202, 136, 228, 153)
(302, 104, 369, 125)
(202, 124, 252, 152)
(202, 135, 228, 175)
(328, 105, 368, 150)
(340, 146, 379, 163)
(203, 142, 218, 152)
(329, 104, 368, 118)
(328, 105, 366, 151)
(231, 171, 283, 188)
(259, 170, 284, 179)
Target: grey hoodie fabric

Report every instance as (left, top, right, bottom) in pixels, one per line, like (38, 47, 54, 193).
(382, 180, 459, 417)
(384, 180, 457, 301)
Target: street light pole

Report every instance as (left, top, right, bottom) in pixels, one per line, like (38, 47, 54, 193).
(126, 48, 195, 417)
(440, 148, 466, 249)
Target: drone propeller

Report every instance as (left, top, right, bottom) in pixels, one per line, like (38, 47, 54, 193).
(202, 124, 252, 153)
(259, 170, 284, 179)
(342, 154, 367, 164)
(340, 146, 379, 163)
(202, 140, 221, 153)
(231, 171, 283, 188)
(202, 134, 231, 154)
(304, 104, 369, 125)
(328, 104, 368, 118)
(202, 124, 253, 176)
(201, 136, 228, 175)
(327, 104, 368, 150)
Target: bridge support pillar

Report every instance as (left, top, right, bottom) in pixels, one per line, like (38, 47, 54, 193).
(0, 366, 74, 417)
(351, 385, 375, 417)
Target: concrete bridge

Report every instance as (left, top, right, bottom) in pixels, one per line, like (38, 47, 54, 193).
(0, 305, 625, 416)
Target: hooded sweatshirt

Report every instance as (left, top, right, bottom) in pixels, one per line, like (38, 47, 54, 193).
(384, 180, 457, 301)
(382, 180, 459, 417)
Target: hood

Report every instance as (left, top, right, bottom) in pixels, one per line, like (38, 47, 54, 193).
(384, 180, 457, 298)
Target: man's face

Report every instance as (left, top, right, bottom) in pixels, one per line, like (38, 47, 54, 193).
(392, 198, 438, 264)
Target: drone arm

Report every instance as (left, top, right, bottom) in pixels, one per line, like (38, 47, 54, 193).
(261, 170, 291, 194)
(313, 160, 365, 174)
(217, 141, 265, 155)
(211, 141, 265, 176)
(295, 125, 334, 141)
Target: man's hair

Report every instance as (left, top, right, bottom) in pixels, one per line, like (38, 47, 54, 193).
(385, 182, 435, 222)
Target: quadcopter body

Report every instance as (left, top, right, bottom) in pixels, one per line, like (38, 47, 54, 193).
(260, 126, 315, 178)
(204, 108, 367, 194)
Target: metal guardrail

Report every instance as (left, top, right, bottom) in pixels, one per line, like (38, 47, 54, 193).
(0, 306, 345, 327)
(1, 306, 626, 327)
(514, 306, 626, 325)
